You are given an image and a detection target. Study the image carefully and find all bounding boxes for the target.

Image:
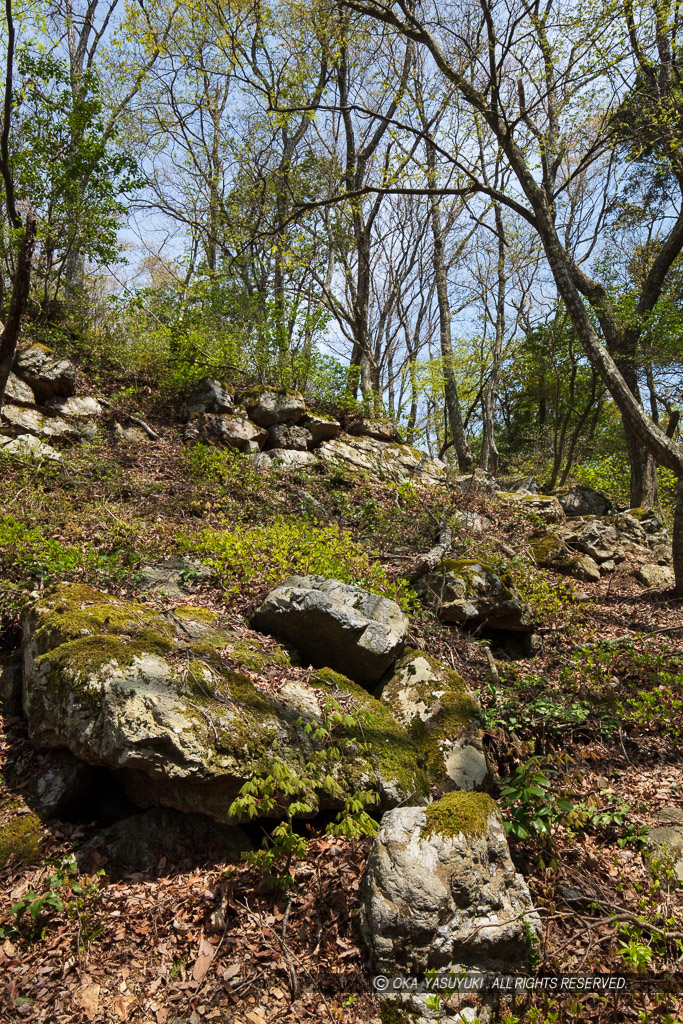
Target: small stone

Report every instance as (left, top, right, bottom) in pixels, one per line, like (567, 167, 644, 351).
(0, 432, 63, 461)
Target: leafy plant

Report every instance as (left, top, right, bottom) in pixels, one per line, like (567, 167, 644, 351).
(499, 758, 573, 842)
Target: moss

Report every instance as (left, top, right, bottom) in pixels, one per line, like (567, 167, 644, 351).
(0, 806, 43, 866)
(173, 605, 218, 624)
(315, 667, 429, 801)
(442, 557, 493, 574)
(422, 790, 497, 840)
(530, 533, 565, 565)
(37, 634, 174, 693)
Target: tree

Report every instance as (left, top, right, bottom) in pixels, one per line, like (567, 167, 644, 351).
(339, 0, 683, 593)
(0, 0, 36, 413)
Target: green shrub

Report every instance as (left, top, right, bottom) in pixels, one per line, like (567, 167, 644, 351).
(182, 515, 409, 605)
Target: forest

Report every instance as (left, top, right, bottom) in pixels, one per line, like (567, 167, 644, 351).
(0, 1, 682, 1023)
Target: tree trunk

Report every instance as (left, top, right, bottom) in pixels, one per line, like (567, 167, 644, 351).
(0, 212, 37, 413)
(480, 205, 505, 474)
(426, 137, 472, 471)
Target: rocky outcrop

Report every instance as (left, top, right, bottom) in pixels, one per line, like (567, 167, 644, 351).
(530, 533, 601, 582)
(265, 423, 313, 451)
(252, 449, 316, 471)
(181, 377, 234, 419)
(20, 584, 426, 823)
(557, 509, 672, 575)
(242, 388, 306, 427)
(253, 575, 409, 687)
(0, 433, 63, 462)
(299, 412, 341, 444)
(360, 794, 539, 974)
(346, 417, 402, 443)
(497, 492, 565, 524)
(380, 650, 490, 794)
(13, 344, 76, 402)
(5, 372, 35, 406)
(317, 436, 446, 486)
(416, 559, 535, 633)
(182, 413, 266, 451)
(556, 485, 612, 518)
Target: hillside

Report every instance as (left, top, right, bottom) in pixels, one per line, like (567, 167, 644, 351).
(0, 349, 681, 1024)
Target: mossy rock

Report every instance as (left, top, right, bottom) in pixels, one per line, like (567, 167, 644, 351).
(21, 584, 422, 823)
(379, 649, 491, 794)
(422, 790, 499, 840)
(416, 559, 536, 632)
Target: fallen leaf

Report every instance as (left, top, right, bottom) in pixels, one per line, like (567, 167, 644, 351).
(192, 935, 215, 983)
(113, 994, 137, 1021)
(76, 982, 100, 1020)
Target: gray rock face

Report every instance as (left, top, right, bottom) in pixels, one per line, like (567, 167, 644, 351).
(252, 449, 316, 471)
(243, 389, 305, 427)
(530, 533, 601, 582)
(13, 345, 76, 402)
(454, 511, 494, 535)
(140, 558, 213, 597)
(44, 395, 103, 418)
(5, 372, 35, 406)
(265, 423, 313, 451)
(416, 560, 535, 632)
(0, 433, 63, 462)
(1, 403, 81, 442)
(254, 575, 409, 686)
(317, 436, 446, 486)
(182, 378, 234, 419)
(558, 510, 672, 570)
(184, 413, 267, 451)
(497, 493, 565, 525)
(299, 412, 341, 444)
(347, 417, 402, 442)
(21, 584, 424, 823)
(451, 469, 498, 497)
(635, 563, 675, 589)
(360, 799, 539, 974)
(380, 650, 491, 794)
(558, 486, 612, 517)
(0, 653, 22, 713)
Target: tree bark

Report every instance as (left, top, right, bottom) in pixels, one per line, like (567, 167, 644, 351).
(0, 211, 37, 413)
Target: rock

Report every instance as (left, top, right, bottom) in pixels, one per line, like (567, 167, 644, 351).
(13, 344, 76, 402)
(454, 511, 494, 534)
(33, 750, 95, 818)
(0, 432, 63, 462)
(530, 533, 601, 582)
(634, 563, 675, 589)
(242, 388, 305, 427)
(252, 449, 316, 471)
(557, 485, 612, 517)
(77, 807, 251, 872)
(416, 559, 535, 632)
(497, 493, 565, 524)
(317, 436, 446, 486)
(183, 413, 267, 451)
(140, 558, 213, 597)
(265, 423, 313, 451)
(5, 372, 35, 405)
(643, 821, 683, 886)
(114, 423, 149, 444)
(450, 469, 498, 497)
(299, 412, 341, 444)
(253, 575, 409, 687)
(359, 795, 539, 974)
(44, 395, 103, 418)
(380, 650, 491, 794)
(346, 417, 402, 442)
(21, 585, 425, 822)
(1, 403, 81, 442)
(560, 518, 621, 564)
(0, 652, 22, 713)
(182, 378, 233, 419)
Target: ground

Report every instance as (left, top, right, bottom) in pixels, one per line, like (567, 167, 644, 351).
(0, 380, 682, 1023)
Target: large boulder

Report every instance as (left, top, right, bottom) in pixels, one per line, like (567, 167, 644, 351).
(181, 378, 234, 419)
(557, 485, 612, 517)
(5, 372, 35, 406)
(530, 533, 601, 582)
(265, 423, 313, 451)
(497, 492, 565, 525)
(242, 388, 305, 427)
(0, 403, 82, 442)
(360, 795, 539, 974)
(13, 344, 76, 402)
(252, 449, 316, 471)
(299, 412, 341, 445)
(21, 585, 426, 822)
(346, 417, 402, 442)
(182, 412, 266, 451)
(380, 650, 491, 794)
(253, 575, 409, 687)
(44, 395, 103, 419)
(416, 559, 535, 632)
(317, 436, 446, 486)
